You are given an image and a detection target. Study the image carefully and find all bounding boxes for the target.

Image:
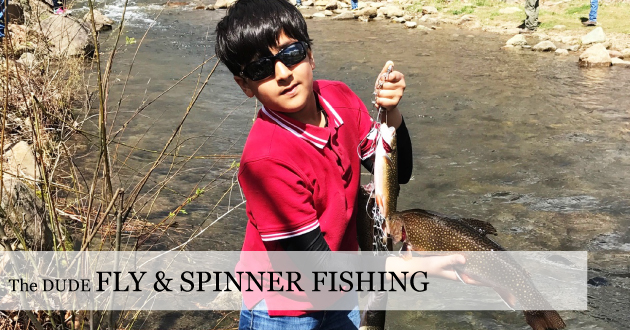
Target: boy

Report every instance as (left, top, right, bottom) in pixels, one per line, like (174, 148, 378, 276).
(215, 0, 470, 328)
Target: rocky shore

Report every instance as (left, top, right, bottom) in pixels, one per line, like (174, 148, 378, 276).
(208, 0, 630, 67)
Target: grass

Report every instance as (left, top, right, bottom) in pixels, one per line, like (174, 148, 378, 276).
(412, 0, 630, 34)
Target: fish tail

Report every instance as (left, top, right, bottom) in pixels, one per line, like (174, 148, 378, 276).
(524, 310, 566, 330)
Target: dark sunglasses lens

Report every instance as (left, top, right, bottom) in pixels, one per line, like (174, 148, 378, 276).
(245, 58, 274, 81)
(278, 43, 307, 67)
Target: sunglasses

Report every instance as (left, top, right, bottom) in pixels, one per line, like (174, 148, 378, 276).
(240, 41, 309, 81)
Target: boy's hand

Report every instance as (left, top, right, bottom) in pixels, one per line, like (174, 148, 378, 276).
(374, 61, 406, 113)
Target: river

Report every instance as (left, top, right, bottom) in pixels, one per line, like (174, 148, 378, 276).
(74, 1, 630, 329)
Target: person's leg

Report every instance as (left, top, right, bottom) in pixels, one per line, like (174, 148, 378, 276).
(239, 299, 323, 330)
(589, 0, 598, 22)
(296, 0, 302, 6)
(524, 0, 539, 30)
(0, 0, 5, 39)
(351, 0, 358, 10)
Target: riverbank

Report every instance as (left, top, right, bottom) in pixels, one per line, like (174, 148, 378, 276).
(252, 0, 630, 64)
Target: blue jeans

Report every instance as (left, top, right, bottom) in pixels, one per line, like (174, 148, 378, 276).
(296, 0, 301, 6)
(238, 299, 360, 330)
(589, 0, 598, 22)
(1, 0, 6, 38)
(351, 0, 358, 10)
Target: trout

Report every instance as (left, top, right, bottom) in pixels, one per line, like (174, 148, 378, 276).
(390, 209, 566, 330)
(373, 123, 400, 245)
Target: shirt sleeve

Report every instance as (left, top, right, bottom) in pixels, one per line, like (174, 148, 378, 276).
(238, 158, 319, 242)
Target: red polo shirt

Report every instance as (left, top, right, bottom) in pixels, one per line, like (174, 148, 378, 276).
(236, 80, 377, 314)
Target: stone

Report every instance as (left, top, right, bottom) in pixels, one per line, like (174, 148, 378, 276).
(5, 141, 39, 181)
(379, 5, 404, 18)
(303, 0, 314, 6)
(499, 7, 521, 14)
(405, 21, 417, 29)
(1, 177, 54, 251)
(83, 9, 115, 32)
(325, 0, 337, 10)
(205, 5, 215, 10)
(17, 52, 37, 68)
(312, 12, 326, 18)
(555, 49, 569, 55)
(392, 17, 406, 23)
(502, 45, 516, 50)
(324, 10, 333, 16)
(579, 44, 612, 67)
(611, 58, 630, 67)
(608, 50, 622, 58)
(355, 7, 377, 18)
(458, 15, 475, 25)
(417, 24, 431, 31)
(567, 45, 580, 52)
(214, 0, 237, 9)
(332, 11, 355, 20)
(403, 14, 414, 21)
(421, 6, 438, 15)
(314, 0, 328, 6)
(338, 1, 349, 9)
(532, 40, 557, 52)
(40, 16, 95, 57)
(581, 27, 606, 45)
(621, 49, 630, 59)
(553, 25, 566, 30)
(506, 34, 527, 47)
(302, 13, 313, 19)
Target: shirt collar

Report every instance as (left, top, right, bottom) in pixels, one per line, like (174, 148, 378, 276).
(261, 93, 344, 149)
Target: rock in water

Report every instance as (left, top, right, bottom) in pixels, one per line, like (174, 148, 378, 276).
(83, 9, 115, 32)
(532, 41, 557, 52)
(405, 21, 417, 29)
(555, 49, 569, 55)
(506, 34, 527, 46)
(611, 58, 630, 67)
(325, 0, 337, 10)
(579, 44, 612, 67)
(581, 27, 606, 45)
(332, 11, 355, 20)
(40, 16, 95, 57)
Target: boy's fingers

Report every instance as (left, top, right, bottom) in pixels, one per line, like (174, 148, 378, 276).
(375, 61, 395, 88)
(384, 71, 404, 83)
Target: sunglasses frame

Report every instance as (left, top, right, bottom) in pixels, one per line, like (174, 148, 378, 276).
(240, 41, 310, 81)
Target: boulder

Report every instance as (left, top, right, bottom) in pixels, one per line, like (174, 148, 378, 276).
(611, 57, 630, 67)
(405, 21, 417, 29)
(1, 177, 54, 251)
(40, 16, 95, 57)
(325, 0, 337, 10)
(608, 50, 622, 58)
(379, 5, 404, 18)
(580, 27, 606, 45)
(332, 11, 355, 20)
(5, 141, 40, 181)
(324, 10, 333, 16)
(579, 43, 612, 67)
(213, 0, 237, 9)
(555, 49, 569, 55)
(532, 40, 557, 52)
(355, 7, 377, 18)
(421, 6, 438, 15)
(83, 10, 115, 32)
(499, 7, 521, 14)
(506, 34, 527, 46)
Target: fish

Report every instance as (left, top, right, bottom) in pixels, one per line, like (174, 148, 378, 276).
(390, 209, 566, 330)
(373, 123, 400, 245)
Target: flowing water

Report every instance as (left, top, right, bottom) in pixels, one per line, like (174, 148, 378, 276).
(75, 1, 630, 328)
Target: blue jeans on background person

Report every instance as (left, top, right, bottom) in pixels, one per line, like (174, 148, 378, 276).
(589, 0, 598, 22)
(1, 0, 6, 39)
(238, 299, 360, 330)
(296, 0, 301, 6)
(351, 0, 358, 10)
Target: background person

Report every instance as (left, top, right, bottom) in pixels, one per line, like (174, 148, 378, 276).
(583, 0, 598, 26)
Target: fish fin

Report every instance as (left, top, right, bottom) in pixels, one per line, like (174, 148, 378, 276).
(523, 310, 566, 330)
(460, 218, 498, 236)
(454, 269, 467, 285)
(494, 287, 517, 311)
(384, 155, 394, 167)
(399, 242, 413, 260)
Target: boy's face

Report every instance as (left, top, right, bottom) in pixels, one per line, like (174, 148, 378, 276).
(234, 32, 316, 115)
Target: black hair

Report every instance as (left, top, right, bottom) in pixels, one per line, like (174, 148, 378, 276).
(215, 0, 312, 77)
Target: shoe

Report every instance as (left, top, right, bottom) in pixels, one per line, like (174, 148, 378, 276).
(582, 20, 597, 26)
(53, 8, 68, 15)
(519, 28, 536, 34)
